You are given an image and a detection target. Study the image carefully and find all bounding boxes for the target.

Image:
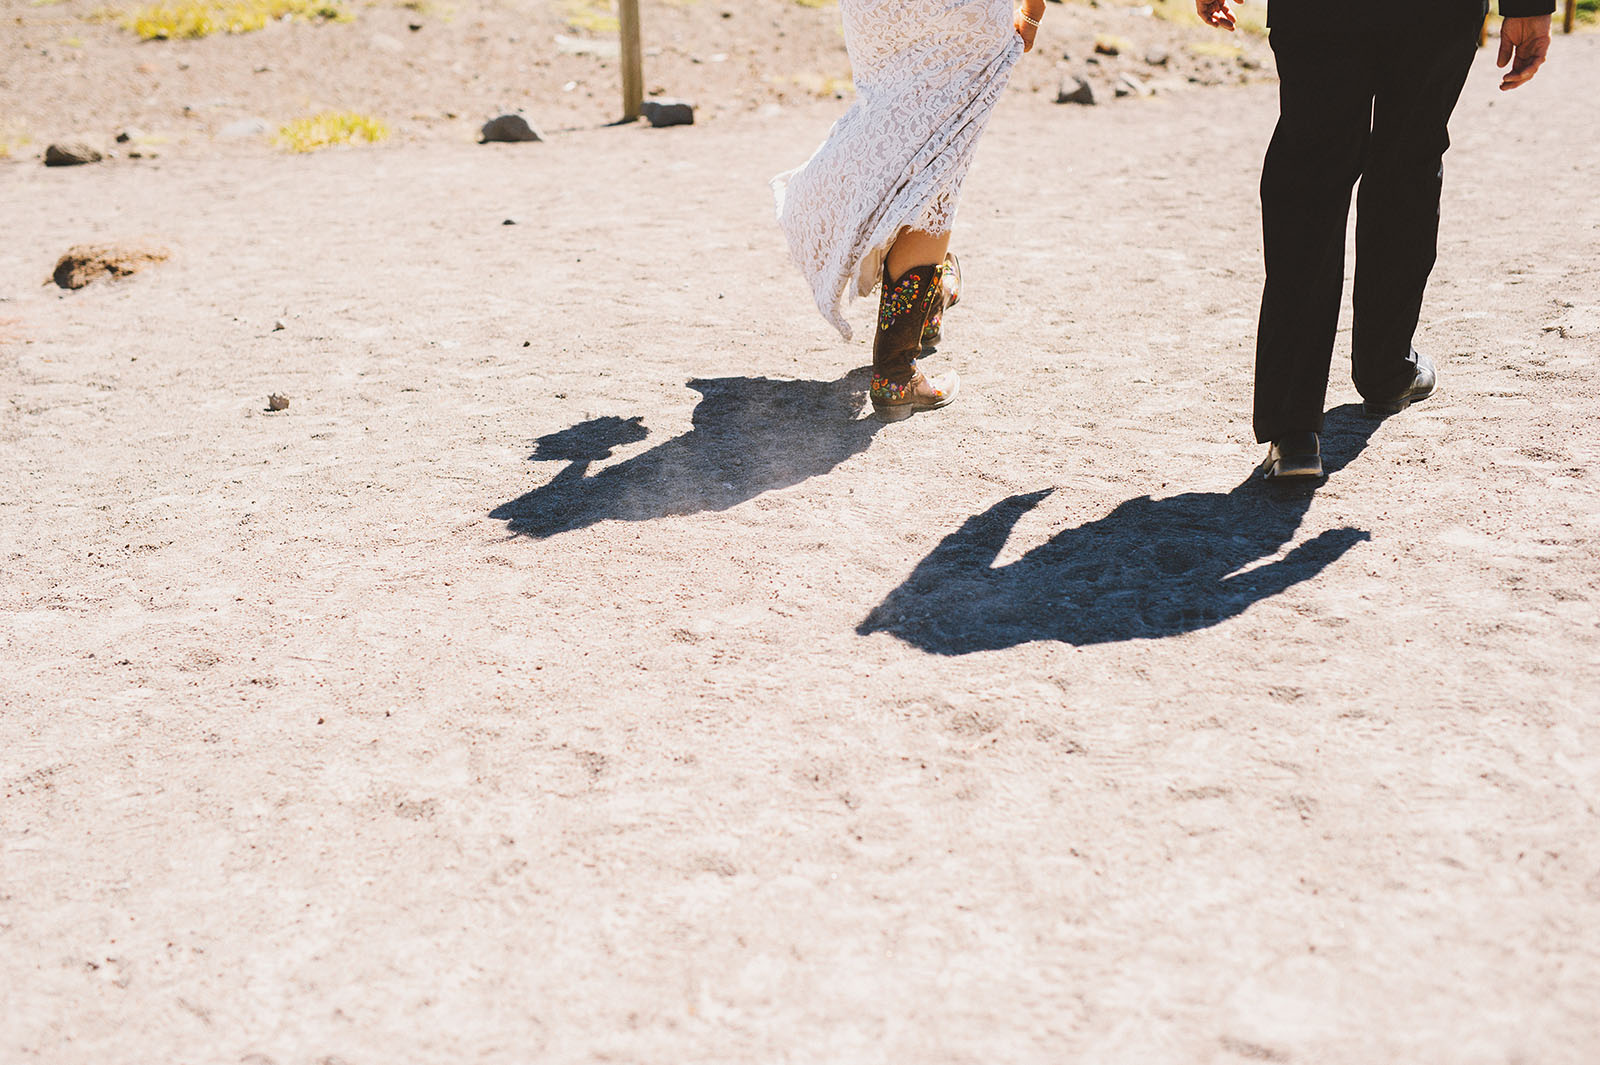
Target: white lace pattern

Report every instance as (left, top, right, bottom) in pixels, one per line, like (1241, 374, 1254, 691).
(772, 0, 1023, 340)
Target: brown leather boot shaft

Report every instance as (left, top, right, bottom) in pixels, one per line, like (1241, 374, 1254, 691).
(871, 262, 940, 389)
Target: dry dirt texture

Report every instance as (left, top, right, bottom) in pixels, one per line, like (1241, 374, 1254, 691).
(3, 5, 1599, 1064)
(0, 0, 1273, 147)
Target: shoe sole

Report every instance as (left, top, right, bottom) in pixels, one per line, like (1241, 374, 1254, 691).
(1364, 381, 1437, 418)
(1258, 456, 1323, 481)
(872, 381, 959, 423)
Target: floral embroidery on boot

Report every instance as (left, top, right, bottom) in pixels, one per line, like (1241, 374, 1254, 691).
(878, 273, 924, 332)
(870, 371, 944, 405)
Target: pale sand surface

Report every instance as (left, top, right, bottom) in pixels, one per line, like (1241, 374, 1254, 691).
(3, 33, 1599, 1065)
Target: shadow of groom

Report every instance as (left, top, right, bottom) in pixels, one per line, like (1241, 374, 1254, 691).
(492, 370, 880, 539)
(858, 405, 1381, 653)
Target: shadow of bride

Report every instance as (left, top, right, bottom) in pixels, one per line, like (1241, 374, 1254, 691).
(858, 405, 1380, 653)
(492, 370, 880, 539)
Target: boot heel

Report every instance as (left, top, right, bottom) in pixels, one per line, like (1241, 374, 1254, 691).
(871, 401, 916, 423)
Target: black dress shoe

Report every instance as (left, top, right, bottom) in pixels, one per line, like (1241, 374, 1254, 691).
(1258, 431, 1322, 481)
(1364, 352, 1437, 417)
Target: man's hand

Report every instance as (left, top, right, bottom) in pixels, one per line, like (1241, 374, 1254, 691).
(1498, 15, 1551, 91)
(1196, 0, 1236, 30)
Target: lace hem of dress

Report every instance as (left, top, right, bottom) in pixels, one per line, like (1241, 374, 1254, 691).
(773, 22, 1022, 342)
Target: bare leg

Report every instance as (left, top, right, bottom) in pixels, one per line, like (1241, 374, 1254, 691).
(885, 227, 951, 280)
(870, 227, 960, 421)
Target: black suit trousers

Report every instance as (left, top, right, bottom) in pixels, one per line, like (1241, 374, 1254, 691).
(1253, 11, 1482, 443)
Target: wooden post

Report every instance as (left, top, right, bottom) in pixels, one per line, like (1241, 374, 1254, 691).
(1565, 0, 1577, 34)
(619, 0, 643, 122)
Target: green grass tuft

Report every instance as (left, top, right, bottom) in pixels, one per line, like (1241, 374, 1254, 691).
(0, 126, 31, 159)
(274, 111, 389, 152)
(1188, 39, 1243, 59)
(1147, 0, 1267, 37)
(563, 0, 617, 33)
(119, 0, 350, 40)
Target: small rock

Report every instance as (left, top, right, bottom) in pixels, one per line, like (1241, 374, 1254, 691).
(480, 113, 544, 143)
(408, 21, 422, 30)
(502, 218, 517, 225)
(1118, 73, 1153, 97)
(43, 142, 103, 167)
(51, 242, 170, 289)
(1094, 34, 1132, 57)
(641, 99, 695, 128)
(220, 118, 270, 138)
(1056, 76, 1096, 106)
(1239, 56, 1262, 71)
(273, 319, 286, 331)
(1145, 48, 1170, 66)
(554, 33, 619, 58)
(267, 394, 289, 411)
(115, 128, 142, 143)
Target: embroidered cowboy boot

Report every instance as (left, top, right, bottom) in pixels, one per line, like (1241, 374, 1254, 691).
(871, 262, 959, 422)
(919, 252, 962, 356)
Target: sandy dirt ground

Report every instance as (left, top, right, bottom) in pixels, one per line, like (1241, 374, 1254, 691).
(3, 12, 1599, 1065)
(0, 0, 1273, 145)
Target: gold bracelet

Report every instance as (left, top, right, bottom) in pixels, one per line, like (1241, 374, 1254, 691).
(1019, 9, 1042, 26)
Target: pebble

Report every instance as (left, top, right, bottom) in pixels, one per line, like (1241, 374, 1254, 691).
(52, 242, 169, 289)
(554, 34, 619, 58)
(1117, 73, 1153, 98)
(641, 99, 695, 127)
(43, 142, 103, 167)
(220, 118, 270, 138)
(1056, 76, 1096, 106)
(268, 394, 290, 411)
(480, 113, 544, 143)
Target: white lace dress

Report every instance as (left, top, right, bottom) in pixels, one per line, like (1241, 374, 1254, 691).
(772, 0, 1023, 340)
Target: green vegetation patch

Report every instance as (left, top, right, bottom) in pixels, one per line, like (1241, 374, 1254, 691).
(1188, 39, 1243, 59)
(0, 126, 31, 159)
(119, 0, 350, 40)
(1147, 0, 1267, 36)
(563, 0, 616, 34)
(274, 111, 389, 153)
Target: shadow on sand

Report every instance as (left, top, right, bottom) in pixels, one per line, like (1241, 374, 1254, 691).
(858, 405, 1381, 653)
(492, 370, 879, 539)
